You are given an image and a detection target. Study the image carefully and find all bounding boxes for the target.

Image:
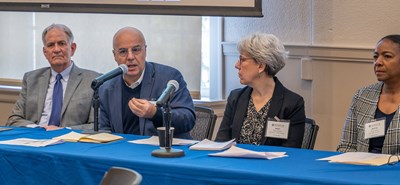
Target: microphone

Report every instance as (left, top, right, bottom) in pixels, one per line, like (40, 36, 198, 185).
(91, 64, 128, 89)
(156, 80, 179, 106)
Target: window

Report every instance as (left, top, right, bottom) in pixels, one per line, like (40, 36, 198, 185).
(0, 11, 202, 94)
(201, 16, 223, 100)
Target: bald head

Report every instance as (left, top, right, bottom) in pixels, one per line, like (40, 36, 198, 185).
(112, 26, 147, 85)
(113, 27, 146, 49)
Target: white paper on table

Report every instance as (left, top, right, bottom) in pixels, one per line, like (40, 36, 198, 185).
(25, 124, 41, 128)
(317, 152, 397, 166)
(0, 127, 12, 132)
(189, 139, 236, 150)
(0, 138, 63, 147)
(209, 145, 287, 159)
(318, 152, 382, 162)
(129, 136, 198, 146)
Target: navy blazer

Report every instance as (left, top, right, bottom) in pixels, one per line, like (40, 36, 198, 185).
(98, 62, 195, 138)
(216, 77, 305, 148)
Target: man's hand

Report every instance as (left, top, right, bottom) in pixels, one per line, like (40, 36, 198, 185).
(43, 125, 63, 131)
(128, 98, 157, 118)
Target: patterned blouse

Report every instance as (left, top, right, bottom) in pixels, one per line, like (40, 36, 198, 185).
(238, 97, 271, 145)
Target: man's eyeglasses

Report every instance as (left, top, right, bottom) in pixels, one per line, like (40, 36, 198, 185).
(115, 45, 146, 57)
(238, 56, 254, 65)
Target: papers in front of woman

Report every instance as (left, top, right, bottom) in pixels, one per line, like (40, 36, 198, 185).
(189, 139, 236, 150)
(317, 152, 399, 166)
(129, 136, 198, 146)
(0, 138, 63, 147)
(209, 145, 287, 160)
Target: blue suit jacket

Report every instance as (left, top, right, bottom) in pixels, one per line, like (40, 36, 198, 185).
(99, 62, 195, 138)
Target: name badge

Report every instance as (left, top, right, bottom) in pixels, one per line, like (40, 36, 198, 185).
(364, 118, 385, 139)
(265, 118, 290, 139)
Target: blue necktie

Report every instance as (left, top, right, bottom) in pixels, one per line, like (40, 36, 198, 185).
(48, 74, 63, 126)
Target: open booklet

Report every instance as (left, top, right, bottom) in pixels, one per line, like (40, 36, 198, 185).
(53, 131, 123, 143)
(189, 139, 236, 150)
(209, 145, 287, 159)
(317, 152, 399, 166)
(0, 138, 63, 147)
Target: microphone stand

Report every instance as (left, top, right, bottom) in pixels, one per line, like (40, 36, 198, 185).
(152, 94, 185, 158)
(82, 83, 110, 134)
(93, 88, 100, 132)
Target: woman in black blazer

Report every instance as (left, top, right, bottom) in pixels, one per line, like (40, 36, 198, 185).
(216, 33, 305, 148)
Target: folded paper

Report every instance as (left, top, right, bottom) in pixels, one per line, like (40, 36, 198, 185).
(189, 139, 236, 150)
(209, 145, 287, 159)
(53, 131, 123, 143)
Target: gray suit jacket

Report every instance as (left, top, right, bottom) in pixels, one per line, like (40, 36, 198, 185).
(337, 82, 400, 154)
(6, 64, 100, 130)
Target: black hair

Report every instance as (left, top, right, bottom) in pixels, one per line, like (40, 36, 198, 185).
(379, 34, 400, 45)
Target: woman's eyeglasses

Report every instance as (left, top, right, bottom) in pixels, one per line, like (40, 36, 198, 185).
(238, 56, 254, 65)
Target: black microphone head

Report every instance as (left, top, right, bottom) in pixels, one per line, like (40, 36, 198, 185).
(168, 80, 179, 92)
(118, 64, 128, 74)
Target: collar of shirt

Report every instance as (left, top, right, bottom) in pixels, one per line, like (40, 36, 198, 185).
(50, 62, 73, 83)
(124, 67, 145, 89)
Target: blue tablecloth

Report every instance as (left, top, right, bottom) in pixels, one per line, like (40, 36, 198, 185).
(0, 127, 398, 185)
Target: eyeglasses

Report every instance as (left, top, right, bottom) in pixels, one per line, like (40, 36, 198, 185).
(238, 56, 254, 65)
(115, 45, 146, 57)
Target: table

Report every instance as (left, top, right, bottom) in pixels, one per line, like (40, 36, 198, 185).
(0, 127, 398, 185)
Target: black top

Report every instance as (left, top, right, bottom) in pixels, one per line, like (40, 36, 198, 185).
(369, 108, 395, 153)
(121, 80, 141, 134)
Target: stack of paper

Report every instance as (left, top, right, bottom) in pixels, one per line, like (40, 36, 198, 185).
(189, 139, 236, 150)
(0, 138, 63, 147)
(53, 131, 123, 143)
(318, 152, 399, 166)
(0, 127, 12, 132)
(129, 136, 198, 146)
(209, 145, 287, 159)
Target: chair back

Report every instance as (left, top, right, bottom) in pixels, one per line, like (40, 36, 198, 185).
(190, 106, 217, 140)
(99, 167, 142, 185)
(301, 118, 319, 149)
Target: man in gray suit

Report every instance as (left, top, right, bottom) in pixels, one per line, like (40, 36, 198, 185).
(6, 24, 100, 131)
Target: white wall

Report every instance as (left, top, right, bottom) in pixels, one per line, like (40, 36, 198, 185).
(224, 0, 311, 44)
(313, 0, 400, 47)
(222, 0, 400, 151)
(224, 0, 400, 46)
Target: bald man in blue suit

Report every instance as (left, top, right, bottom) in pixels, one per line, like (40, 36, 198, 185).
(99, 27, 195, 138)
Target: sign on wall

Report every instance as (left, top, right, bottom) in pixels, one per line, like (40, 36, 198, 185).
(0, 0, 262, 17)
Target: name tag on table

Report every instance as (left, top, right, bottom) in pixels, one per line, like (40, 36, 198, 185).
(364, 119, 385, 139)
(265, 119, 290, 139)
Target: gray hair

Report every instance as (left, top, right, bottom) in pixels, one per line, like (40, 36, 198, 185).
(237, 33, 288, 76)
(42, 24, 74, 45)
